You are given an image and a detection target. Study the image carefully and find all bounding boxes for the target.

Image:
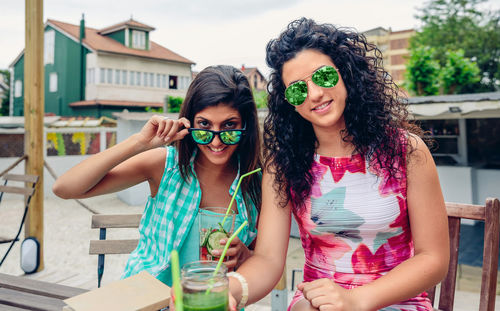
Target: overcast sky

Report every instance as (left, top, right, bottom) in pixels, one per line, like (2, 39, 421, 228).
(1, 0, 499, 77)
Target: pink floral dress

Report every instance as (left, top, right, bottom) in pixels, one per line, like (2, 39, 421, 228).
(288, 151, 433, 311)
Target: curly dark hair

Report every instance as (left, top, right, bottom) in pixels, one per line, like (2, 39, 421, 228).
(176, 65, 262, 215)
(264, 17, 423, 211)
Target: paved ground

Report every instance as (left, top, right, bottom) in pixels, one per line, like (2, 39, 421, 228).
(0, 193, 499, 310)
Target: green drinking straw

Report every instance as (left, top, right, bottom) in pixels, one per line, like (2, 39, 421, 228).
(170, 250, 184, 311)
(221, 168, 261, 227)
(205, 220, 248, 295)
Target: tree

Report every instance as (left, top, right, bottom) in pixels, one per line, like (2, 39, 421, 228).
(405, 46, 440, 96)
(439, 49, 481, 94)
(405, 47, 481, 95)
(411, 0, 500, 92)
(0, 70, 10, 116)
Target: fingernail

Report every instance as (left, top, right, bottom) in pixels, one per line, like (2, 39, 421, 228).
(165, 136, 170, 141)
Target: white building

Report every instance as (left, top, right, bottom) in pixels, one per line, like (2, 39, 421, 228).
(409, 92, 500, 205)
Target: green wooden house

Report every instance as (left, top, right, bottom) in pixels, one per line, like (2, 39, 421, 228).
(9, 16, 194, 118)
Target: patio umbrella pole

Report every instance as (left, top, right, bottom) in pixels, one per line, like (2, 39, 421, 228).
(24, 0, 45, 271)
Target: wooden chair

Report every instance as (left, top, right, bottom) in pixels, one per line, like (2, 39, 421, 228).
(89, 209, 292, 311)
(427, 198, 500, 311)
(89, 214, 141, 287)
(0, 173, 39, 266)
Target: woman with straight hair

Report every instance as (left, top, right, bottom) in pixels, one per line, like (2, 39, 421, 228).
(53, 65, 262, 287)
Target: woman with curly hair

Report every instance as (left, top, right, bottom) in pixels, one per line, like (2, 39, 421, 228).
(225, 18, 449, 311)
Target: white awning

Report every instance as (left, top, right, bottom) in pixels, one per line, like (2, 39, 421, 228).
(409, 100, 500, 119)
(0, 116, 61, 128)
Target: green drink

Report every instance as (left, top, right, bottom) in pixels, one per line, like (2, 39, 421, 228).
(182, 261, 228, 311)
(183, 290, 228, 311)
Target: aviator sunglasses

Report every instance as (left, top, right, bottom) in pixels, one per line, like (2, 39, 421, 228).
(284, 65, 340, 106)
(188, 126, 246, 145)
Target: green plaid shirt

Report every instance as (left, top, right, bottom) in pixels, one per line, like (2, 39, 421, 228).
(122, 146, 259, 282)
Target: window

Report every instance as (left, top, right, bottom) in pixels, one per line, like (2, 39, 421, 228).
(169, 75, 178, 89)
(390, 54, 406, 66)
(144, 72, 149, 87)
(132, 30, 146, 49)
(99, 68, 105, 84)
(130, 71, 135, 86)
(420, 119, 460, 165)
(390, 38, 409, 50)
(107, 69, 112, 84)
(467, 118, 500, 168)
(162, 74, 167, 88)
(149, 73, 154, 87)
(254, 78, 257, 89)
(122, 70, 127, 85)
(49, 73, 58, 92)
(156, 74, 161, 88)
(14, 80, 22, 98)
(136, 72, 141, 86)
(115, 69, 121, 85)
(44, 30, 55, 65)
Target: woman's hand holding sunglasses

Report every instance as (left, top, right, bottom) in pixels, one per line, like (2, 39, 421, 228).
(137, 115, 191, 149)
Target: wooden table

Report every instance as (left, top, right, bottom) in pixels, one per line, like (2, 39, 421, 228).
(0, 273, 88, 311)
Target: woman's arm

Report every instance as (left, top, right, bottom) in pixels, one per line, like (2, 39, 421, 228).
(299, 135, 450, 311)
(356, 135, 449, 310)
(52, 115, 190, 199)
(229, 169, 292, 306)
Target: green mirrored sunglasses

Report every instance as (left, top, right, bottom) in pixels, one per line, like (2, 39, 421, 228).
(188, 127, 246, 145)
(284, 65, 340, 106)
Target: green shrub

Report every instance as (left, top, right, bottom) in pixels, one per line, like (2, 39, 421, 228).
(145, 106, 163, 113)
(253, 90, 268, 109)
(167, 96, 184, 113)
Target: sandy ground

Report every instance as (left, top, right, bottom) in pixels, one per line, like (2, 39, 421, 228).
(1, 193, 499, 310)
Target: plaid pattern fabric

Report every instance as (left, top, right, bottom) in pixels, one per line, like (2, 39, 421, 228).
(122, 146, 258, 280)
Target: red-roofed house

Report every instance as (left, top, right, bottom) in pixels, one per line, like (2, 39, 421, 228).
(9, 16, 195, 117)
(241, 65, 267, 91)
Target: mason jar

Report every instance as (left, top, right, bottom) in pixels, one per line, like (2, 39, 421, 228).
(181, 260, 228, 311)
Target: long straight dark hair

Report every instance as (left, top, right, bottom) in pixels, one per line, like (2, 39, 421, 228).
(175, 65, 262, 214)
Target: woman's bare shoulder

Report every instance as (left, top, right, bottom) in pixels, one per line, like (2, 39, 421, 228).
(407, 133, 433, 165)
